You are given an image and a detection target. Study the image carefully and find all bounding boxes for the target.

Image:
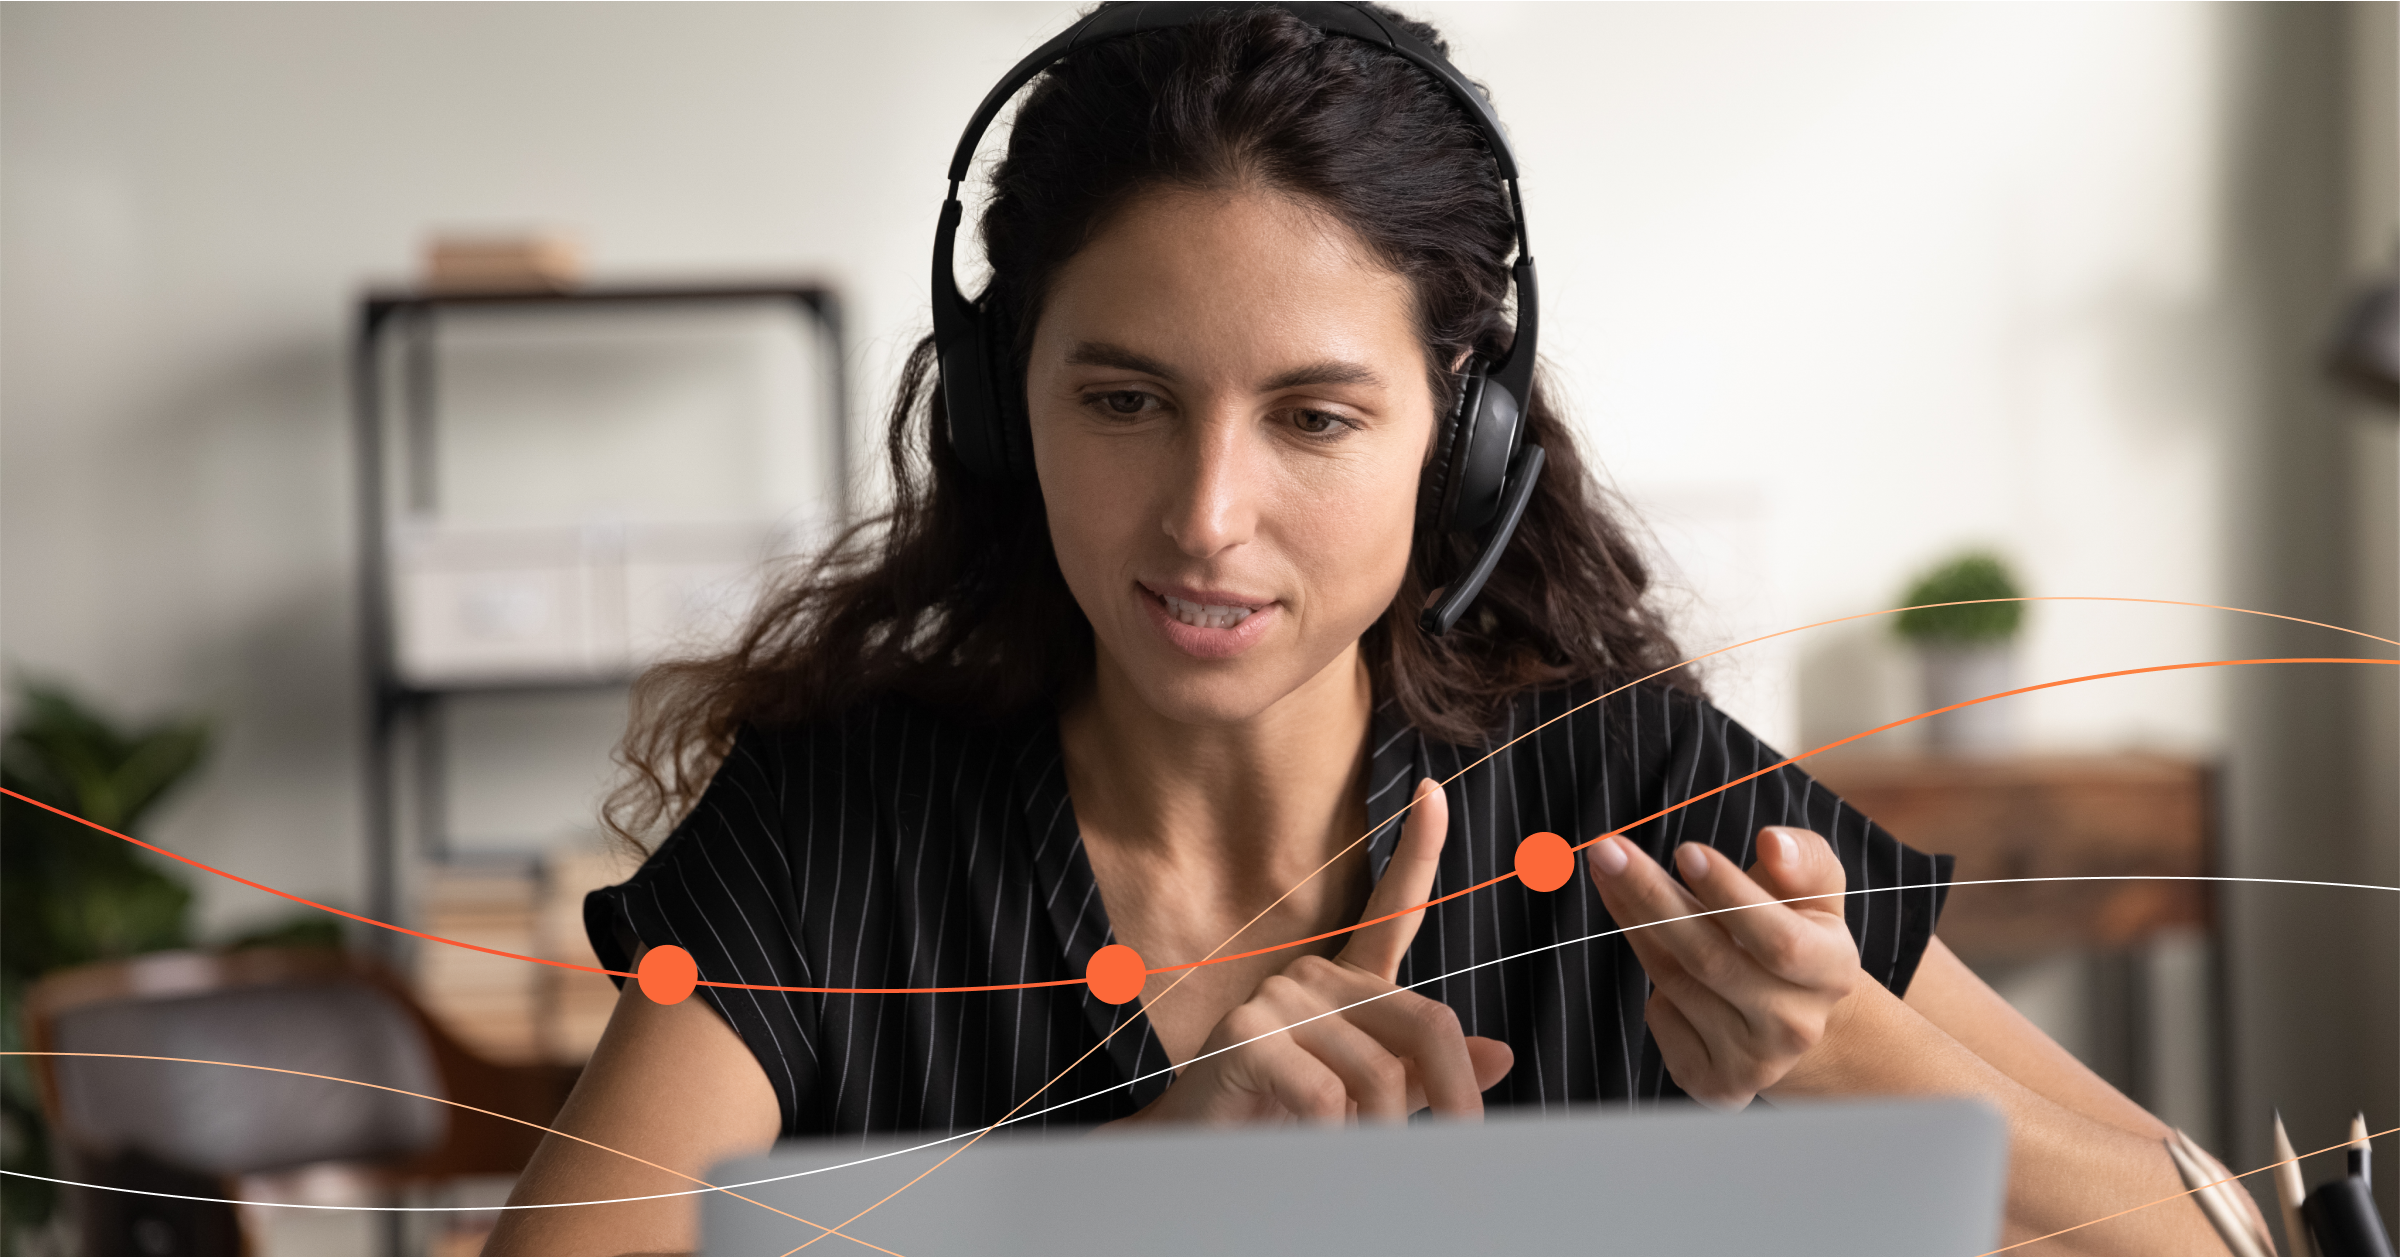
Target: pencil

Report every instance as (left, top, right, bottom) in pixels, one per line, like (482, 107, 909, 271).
(2352, 1113, 2373, 1187)
(2275, 1111, 2314, 1257)
(2169, 1129, 2277, 1257)
(2191, 1129, 2285, 1257)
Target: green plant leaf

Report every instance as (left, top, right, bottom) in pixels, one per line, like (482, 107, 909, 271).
(1894, 551, 2027, 643)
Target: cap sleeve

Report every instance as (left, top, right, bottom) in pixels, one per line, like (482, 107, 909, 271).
(584, 727, 819, 1131)
(1636, 692, 1955, 998)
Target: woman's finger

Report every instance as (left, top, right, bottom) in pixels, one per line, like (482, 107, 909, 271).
(1464, 1035, 1514, 1095)
(1588, 835, 1801, 1032)
(1338, 777, 1447, 982)
(1745, 827, 1850, 919)
(1589, 829, 1863, 1104)
(1646, 987, 1752, 1110)
(1250, 966, 1421, 1122)
(1585, 834, 1743, 977)
(1672, 833, 1853, 987)
(1244, 1033, 1353, 1126)
(1617, 914, 1759, 1053)
(1277, 1011, 1415, 1122)
(1283, 954, 1488, 1118)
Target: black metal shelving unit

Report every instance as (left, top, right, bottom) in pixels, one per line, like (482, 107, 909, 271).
(350, 283, 847, 947)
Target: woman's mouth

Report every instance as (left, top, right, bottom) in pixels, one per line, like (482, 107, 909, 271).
(1158, 593, 1257, 630)
(1137, 583, 1278, 660)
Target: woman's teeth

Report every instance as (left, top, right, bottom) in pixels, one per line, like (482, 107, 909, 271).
(1161, 593, 1256, 630)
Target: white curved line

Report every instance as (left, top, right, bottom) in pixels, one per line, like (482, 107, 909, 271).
(10, 872, 2390, 1214)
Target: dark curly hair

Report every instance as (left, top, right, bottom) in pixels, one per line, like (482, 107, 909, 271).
(605, 4, 1694, 850)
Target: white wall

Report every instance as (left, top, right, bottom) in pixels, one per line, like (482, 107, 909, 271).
(3, 3, 2261, 936)
(1440, 3, 2240, 761)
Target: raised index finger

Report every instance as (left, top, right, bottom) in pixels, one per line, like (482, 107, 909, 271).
(1338, 778, 1447, 982)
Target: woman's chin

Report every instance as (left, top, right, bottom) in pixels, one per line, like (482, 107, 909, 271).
(1098, 623, 1370, 734)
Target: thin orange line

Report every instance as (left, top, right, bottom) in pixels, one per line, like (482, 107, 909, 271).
(781, 1030, 1128, 1251)
(1971, 1124, 2395, 1254)
(1075, 593, 2400, 986)
(2, 1051, 896, 1256)
(694, 603, 2400, 1243)
(0, 788, 634, 978)
(12, 656, 2397, 999)
(1146, 655, 2397, 973)
(7, 598, 2388, 1001)
(15, 600, 2390, 1254)
(0, 786, 1076, 997)
(766, 650, 2397, 1245)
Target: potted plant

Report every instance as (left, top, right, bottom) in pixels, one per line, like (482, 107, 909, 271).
(1, 680, 206, 1257)
(1894, 551, 2026, 754)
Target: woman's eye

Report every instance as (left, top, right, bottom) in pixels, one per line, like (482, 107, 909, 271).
(1095, 391, 1151, 416)
(1291, 409, 1350, 437)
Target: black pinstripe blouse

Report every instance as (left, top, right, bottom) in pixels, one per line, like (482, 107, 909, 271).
(585, 679, 1952, 1140)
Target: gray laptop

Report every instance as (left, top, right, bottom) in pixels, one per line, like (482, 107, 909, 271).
(705, 1097, 2006, 1257)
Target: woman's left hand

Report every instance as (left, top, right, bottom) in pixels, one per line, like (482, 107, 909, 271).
(1584, 826, 1862, 1108)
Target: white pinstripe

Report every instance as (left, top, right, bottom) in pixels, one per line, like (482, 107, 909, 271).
(590, 680, 1950, 1137)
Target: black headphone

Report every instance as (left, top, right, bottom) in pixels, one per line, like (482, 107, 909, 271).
(932, 1, 1546, 636)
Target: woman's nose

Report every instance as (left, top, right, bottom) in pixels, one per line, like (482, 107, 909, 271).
(1159, 410, 1260, 558)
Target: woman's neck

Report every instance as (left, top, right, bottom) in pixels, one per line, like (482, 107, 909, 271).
(1057, 643, 1376, 909)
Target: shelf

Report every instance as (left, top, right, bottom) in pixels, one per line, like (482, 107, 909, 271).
(352, 278, 849, 970)
(361, 280, 841, 328)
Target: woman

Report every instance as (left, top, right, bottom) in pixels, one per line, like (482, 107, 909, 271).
(487, 7, 2241, 1254)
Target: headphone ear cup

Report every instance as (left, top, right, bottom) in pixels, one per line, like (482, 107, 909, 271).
(938, 303, 1004, 480)
(936, 298, 1037, 482)
(985, 305, 1035, 481)
(1421, 369, 1485, 539)
(1450, 377, 1523, 533)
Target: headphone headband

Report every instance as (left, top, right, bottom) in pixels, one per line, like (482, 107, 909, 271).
(945, 3, 1520, 185)
(937, 2, 1534, 373)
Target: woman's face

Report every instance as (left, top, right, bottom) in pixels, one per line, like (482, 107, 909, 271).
(1026, 187, 1435, 727)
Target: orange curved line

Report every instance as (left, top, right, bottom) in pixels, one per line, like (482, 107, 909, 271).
(1080, 594, 2397, 992)
(1144, 655, 2396, 974)
(5, 597, 2389, 1002)
(0, 788, 633, 979)
(2, 1050, 895, 1255)
(1970, 1124, 2395, 1254)
(15, 600, 2389, 1253)
(773, 650, 2396, 1247)
(9, 651, 2394, 997)
(0, 787, 1070, 997)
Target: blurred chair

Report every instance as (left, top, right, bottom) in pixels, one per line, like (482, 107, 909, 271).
(24, 947, 581, 1257)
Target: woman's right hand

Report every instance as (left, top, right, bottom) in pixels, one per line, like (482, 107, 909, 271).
(1104, 779, 1513, 1128)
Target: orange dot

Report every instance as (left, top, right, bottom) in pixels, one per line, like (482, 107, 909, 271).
(1085, 943, 1146, 1005)
(1514, 831, 1574, 892)
(637, 944, 699, 1005)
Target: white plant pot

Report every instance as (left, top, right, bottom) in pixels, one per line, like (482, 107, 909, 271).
(1916, 642, 2016, 755)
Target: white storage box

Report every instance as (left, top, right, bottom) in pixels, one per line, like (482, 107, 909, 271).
(391, 518, 801, 688)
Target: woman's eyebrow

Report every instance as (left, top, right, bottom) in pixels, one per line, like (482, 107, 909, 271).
(1261, 360, 1383, 390)
(1065, 341, 1177, 378)
(1064, 342, 1383, 392)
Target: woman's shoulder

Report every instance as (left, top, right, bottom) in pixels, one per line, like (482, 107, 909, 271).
(629, 690, 1062, 882)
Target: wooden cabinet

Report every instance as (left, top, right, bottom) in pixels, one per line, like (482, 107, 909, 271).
(1807, 754, 2214, 959)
